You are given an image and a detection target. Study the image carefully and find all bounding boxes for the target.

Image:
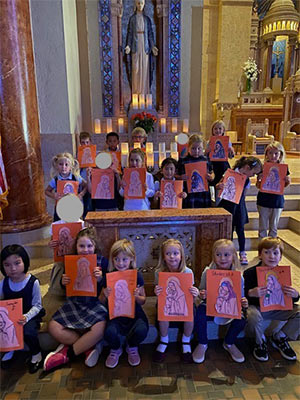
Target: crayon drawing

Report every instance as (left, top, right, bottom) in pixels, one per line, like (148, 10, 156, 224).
(65, 254, 97, 297)
(209, 136, 229, 161)
(91, 168, 114, 199)
(161, 180, 183, 209)
(114, 280, 132, 317)
(53, 222, 83, 262)
(0, 299, 24, 352)
(124, 168, 146, 199)
(220, 169, 246, 205)
(185, 162, 208, 193)
(57, 181, 79, 197)
(78, 145, 96, 168)
(260, 163, 288, 195)
(73, 257, 94, 292)
(158, 272, 193, 322)
(215, 277, 238, 316)
(110, 151, 121, 173)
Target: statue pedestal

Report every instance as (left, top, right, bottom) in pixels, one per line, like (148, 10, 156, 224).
(271, 75, 282, 94)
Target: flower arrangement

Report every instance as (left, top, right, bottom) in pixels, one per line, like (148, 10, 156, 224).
(131, 112, 157, 134)
(242, 58, 260, 93)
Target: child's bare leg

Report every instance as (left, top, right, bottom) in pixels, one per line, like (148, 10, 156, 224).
(158, 321, 169, 337)
(182, 321, 194, 359)
(183, 321, 194, 337)
(48, 320, 80, 345)
(73, 321, 106, 355)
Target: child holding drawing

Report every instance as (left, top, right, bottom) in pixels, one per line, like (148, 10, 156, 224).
(153, 239, 199, 363)
(193, 239, 248, 364)
(43, 227, 108, 371)
(101, 239, 148, 368)
(0, 245, 45, 373)
(244, 237, 299, 362)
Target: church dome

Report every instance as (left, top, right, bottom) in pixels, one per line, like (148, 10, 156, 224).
(262, 0, 299, 39)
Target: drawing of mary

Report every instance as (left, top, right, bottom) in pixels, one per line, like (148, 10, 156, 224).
(114, 280, 132, 317)
(63, 182, 75, 194)
(212, 140, 225, 159)
(95, 175, 112, 199)
(73, 258, 94, 292)
(215, 278, 238, 316)
(162, 182, 177, 208)
(57, 227, 74, 257)
(222, 176, 236, 202)
(0, 307, 19, 349)
(128, 170, 142, 197)
(263, 271, 285, 307)
(164, 277, 188, 316)
(81, 147, 94, 165)
(191, 170, 205, 193)
(262, 166, 280, 192)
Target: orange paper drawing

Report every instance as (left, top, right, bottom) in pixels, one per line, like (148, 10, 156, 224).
(206, 270, 242, 319)
(160, 180, 183, 209)
(157, 272, 193, 322)
(0, 298, 24, 352)
(123, 168, 146, 199)
(65, 254, 97, 297)
(185, 162, 208, 193)
(106, 270, 137, 320)
(52, 222, 83, 262)
(91, 168, 114, 199)
(78, 145, 97, 168)
(257, 266, 293, 311)
(57, 180, 79, 196)
(110, 151, 122, 173)
(178, 143, 188, 158)
(220, 169, 246, 204)
(209, 136, 229, 161)
(260, 163, 288, 195)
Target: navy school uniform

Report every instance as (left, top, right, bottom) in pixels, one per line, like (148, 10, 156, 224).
(257, 168, 290, 210)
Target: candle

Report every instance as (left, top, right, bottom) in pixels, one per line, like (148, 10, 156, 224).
(134, 142, 141, 149)
(160, 118, 166, 133)
(170, 142, 177, 152)
(146, 94, 152, 109)
(159, 152, 166, 167)
(121, 143, 129, 154)
(94, 118, 101, 134)
(159, 142, 165, 153)
(118, 118, 124, 133)
(146, 153, 154, 168)
(132, 94, 138, 109)
(121, 154, 128, 168)
(106, 118, 112, 133)
(182, 119, 189, 133)
(146, 142, 153, 153)
(139, 94, 145, 109)
(171, 118, 177, 133)
(170, 151, 178, 161)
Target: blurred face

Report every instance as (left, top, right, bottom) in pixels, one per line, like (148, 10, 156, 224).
(106, 136, 119, 151)
(132, 133, 145, 144)
(260, 246, 282, 267)
(189, 142, 204, 158)
(129, 153, 143, 168)
(113, 251, 133, 271)
(2, 255, 25, 282)
(212, 124, 225, 136)
(164, 245, 182, 272)
(76, 236, 95, 255)
(241, 164, 261, 178)
(162, 163, 176, 180)
(135, 0, 145, 12)
(58, 158, 72, 178)
(214, 246, 234, 270)
(80, 138, 90, 146)
(266, 148, 281, 163)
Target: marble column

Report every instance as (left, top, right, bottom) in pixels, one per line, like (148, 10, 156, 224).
(0, 0, 51, 232)
(265, 39, 274, 89)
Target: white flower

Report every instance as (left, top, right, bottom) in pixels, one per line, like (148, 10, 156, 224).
(242, 58, 260, 82)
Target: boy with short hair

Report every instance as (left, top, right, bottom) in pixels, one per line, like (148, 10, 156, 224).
(106, 132, 120, 152)
(79, 131, 92, 146)
(244, 237, 299, 362)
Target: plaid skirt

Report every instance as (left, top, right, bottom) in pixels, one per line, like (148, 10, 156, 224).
(52, 297, 108, 330)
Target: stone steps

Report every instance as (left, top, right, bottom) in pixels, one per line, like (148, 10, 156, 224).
(246, 210, 300, 233)
(245, 194, 300, 212)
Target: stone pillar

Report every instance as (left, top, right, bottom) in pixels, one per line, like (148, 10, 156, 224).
(287, 39, 297, 78)
(265, 39, 274, 89)
(0, 0, 51, 232)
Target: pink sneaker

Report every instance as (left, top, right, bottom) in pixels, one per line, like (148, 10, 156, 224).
(43, 344, 69, 371)
(126, 346, 141, 366)
(105, 348, 123, 369)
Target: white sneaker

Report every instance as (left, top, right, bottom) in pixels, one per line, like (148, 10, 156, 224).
(223, 343, 245, 363)
(192, 344, 208, 363)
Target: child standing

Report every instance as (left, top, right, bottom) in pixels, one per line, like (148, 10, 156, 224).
(119, 148, 155, 210)
(193, 239, 248, 364)
(79, 132, 93, 218)
(43, 227, 108, 371)
(45, 152, 87, 222)
(105, 132, 120, 152)
(101, 239, 149, 368)
(153, 239, 199, 363)
(256, 142, 290, 239)
(244, 237, 299, 362)
(178, 134, 214, 208)
(217, 156, 262, 265)
(0, 245, 45, 373)
(131, 127, 147, 149)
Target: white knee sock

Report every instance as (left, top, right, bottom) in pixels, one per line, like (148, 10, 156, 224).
(156, 335, 169, 353)
(182, 334, 191, 353)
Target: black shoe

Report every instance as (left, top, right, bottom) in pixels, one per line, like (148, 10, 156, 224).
(28, 359, 43, 374)
(253, 340, 269, 361)
(1, 358, 14, 370)
(270, 336, 297, 361)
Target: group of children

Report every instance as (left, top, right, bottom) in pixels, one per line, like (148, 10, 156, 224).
(1, 232, 299, 374)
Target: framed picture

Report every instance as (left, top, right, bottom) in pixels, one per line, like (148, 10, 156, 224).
(219, 169, 246, 204)
(52, 222, 83, 262)
(260, 163, 288, 195)
(160, 180, 183, 209)
(185, 162, 208, 193)
(106, 270, 137, 319)
(209, 136, 229, 161)
(123, 168, 146, 199)
(0, 298, 24, 352)
(78, 145, 96, 168)
(206, 270, 242, 319)
(91, 168, 114, 199)
(65, 254, 97, 297)
(157, 272, 194, 322)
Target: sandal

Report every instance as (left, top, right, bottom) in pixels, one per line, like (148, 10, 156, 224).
(153, 342, 168, 363)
